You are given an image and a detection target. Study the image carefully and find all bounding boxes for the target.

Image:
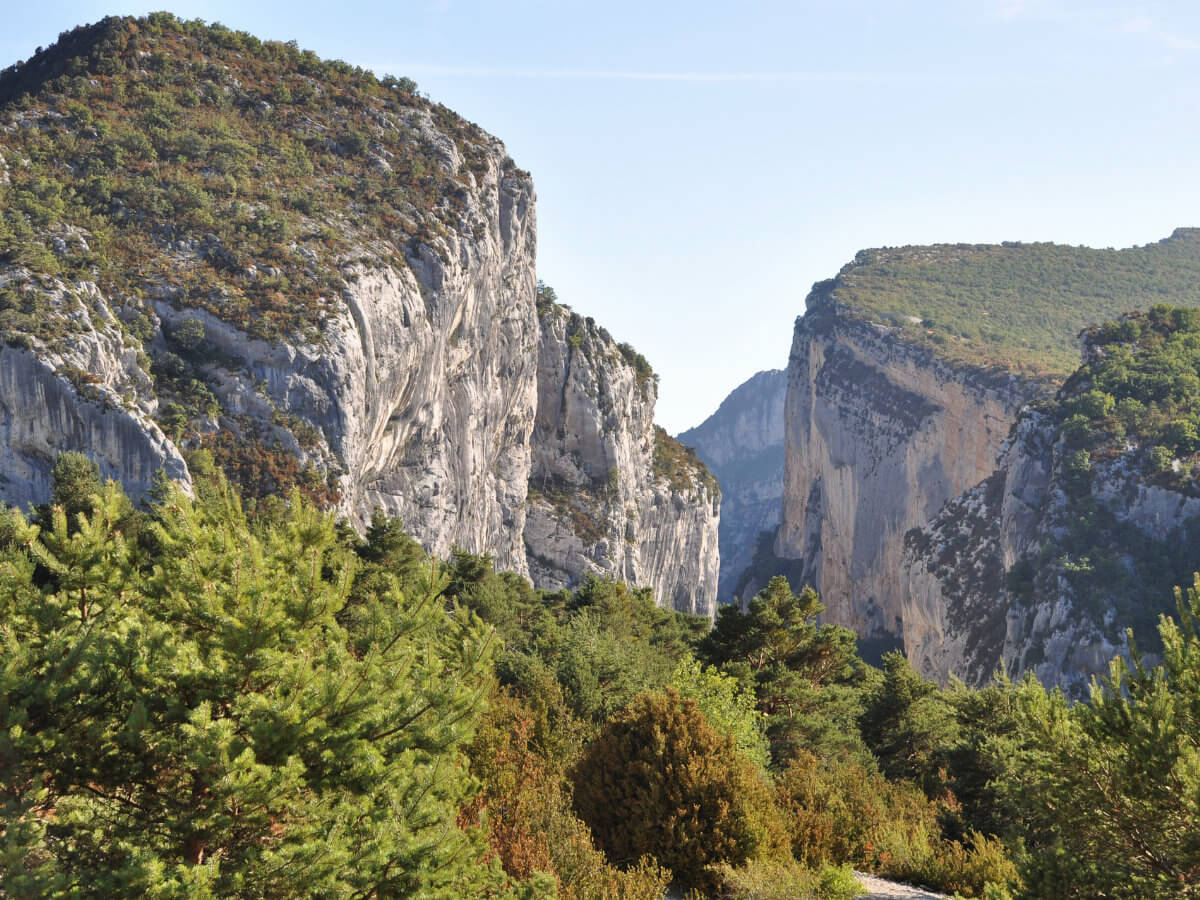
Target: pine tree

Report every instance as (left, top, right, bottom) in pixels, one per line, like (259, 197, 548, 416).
(699, 576, 863, 765)
(0, 475, 529, 897)
(994, 574, 1200, 898)
(859, 651, 959, 795)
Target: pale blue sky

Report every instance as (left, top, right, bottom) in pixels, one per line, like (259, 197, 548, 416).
(6, 2, 1200, 431)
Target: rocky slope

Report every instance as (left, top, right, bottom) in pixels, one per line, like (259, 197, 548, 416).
(678, 369, 786, 605)
(0, 276, 192, 508)
(0, 15, 718, 613)
(903, 313, 1200, 692)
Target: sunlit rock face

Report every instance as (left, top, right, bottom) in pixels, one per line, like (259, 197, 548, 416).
(775, 282, 1034, 640)
(526, 305, 720, 617)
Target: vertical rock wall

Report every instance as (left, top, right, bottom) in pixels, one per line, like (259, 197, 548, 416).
(0, 276, 191, 507)
(775, 286, 1035, 639)
(524, 304, 720, 617)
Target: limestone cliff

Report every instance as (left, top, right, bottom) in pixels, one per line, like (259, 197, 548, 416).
(771, 241, 1200, 686)
(0, 274, 191, 507)
(525, 302, 719, 617)
(0, 15, 718, 612)
(678, 369, 786, 605)
(903, 409, 1200, 693)
(148, 160, 541, 574)
(774, 282, 1038, 638)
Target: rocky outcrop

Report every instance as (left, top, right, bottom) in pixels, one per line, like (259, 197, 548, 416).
(0, 272, 191, 507)
(525, 304, 719, 617)
(903, 410, 1200, 694)
(678, 369, 786, 605)
(0, 44, 717, 610)
(774, 283, 1039, 639)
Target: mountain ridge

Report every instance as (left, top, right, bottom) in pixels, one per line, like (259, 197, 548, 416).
(0, 13, 719, 614)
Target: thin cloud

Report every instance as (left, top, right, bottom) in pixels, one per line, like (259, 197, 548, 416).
(991, 1, 1200, 52)
(1120, 13, 1200, 51)
(372, 63, 887, 84)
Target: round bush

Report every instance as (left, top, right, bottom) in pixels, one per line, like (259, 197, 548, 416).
(571, 689, 782, 893)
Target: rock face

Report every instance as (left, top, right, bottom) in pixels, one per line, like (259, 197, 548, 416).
(0, 19, 718, 611)
(774, 282, 1039, 638)
(132, 142, 541, 576)
(678, 369, 786, 605)
(903, 410, 1200, 694)
(525, 304, 720, 617)
(0, 275, 191, 507)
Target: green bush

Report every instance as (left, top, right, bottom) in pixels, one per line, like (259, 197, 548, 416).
(713, 859, 863, 900)
(991, 576, 1200, 898)
(774, 751, 1018, 898)
(572, 689, 787, 894)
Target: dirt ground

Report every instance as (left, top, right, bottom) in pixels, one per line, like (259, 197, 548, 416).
(854, 872, 947, 900)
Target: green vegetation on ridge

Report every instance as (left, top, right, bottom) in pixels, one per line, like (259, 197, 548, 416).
(823, 231, 1200, 378)
(1001, 304, 1200, 653)
(0, 13, 507, 346)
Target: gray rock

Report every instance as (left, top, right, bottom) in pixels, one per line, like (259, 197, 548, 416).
(903, 410, 1200, 693)
(678, 369, 786, 605)
(525, 305, 719, 617)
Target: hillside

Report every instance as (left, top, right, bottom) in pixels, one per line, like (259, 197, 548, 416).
(0, 14, 718, 611)
(822, 229, 1200, 378)
(0, 13, 496, 348)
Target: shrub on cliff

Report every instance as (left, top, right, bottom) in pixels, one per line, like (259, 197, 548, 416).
(571, 689, 786, 894)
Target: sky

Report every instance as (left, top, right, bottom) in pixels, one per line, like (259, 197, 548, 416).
(5, 2, 1200, 432)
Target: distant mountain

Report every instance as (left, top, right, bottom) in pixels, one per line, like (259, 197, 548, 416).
(678, 369, 786, 604)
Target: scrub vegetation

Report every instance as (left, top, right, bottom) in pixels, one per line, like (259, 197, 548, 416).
(824, 232, 1200, 378)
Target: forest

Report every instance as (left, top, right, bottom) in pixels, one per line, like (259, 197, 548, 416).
(1, 450, 1196, 899)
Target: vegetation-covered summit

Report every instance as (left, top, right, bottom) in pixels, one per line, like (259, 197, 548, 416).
(1000, 305, 1200, 649)
(817, 229, 1200, 378)
(0, 12, 514, 345)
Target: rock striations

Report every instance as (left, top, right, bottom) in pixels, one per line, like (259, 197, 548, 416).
(525, 302, 719, 616)
(774, 282, 1036, 639)
(0, 15, 718, 614)
(0, 277, 192, 508)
